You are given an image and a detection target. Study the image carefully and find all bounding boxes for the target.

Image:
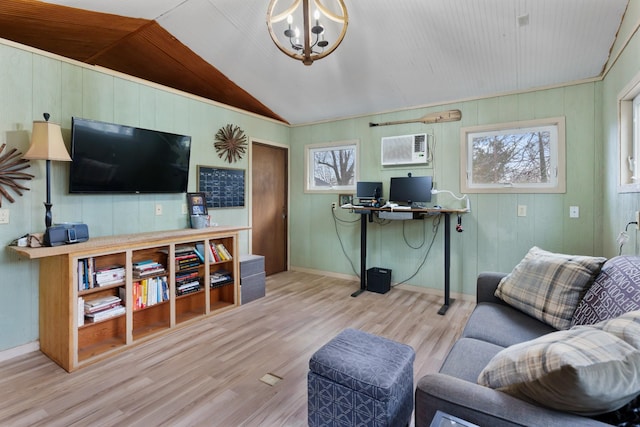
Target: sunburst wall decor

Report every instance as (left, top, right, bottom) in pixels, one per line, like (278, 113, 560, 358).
(0, 143, 33, 207)
(214, 124, 247, 163)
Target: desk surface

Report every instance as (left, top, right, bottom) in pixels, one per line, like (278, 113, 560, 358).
(342, 204, 468, 214)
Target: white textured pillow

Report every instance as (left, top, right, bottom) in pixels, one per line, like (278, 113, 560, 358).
(495, 246, 606, 330)
(478, 326, 640, 415)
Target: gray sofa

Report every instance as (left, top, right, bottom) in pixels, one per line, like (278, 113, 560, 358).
(415, 252, 640, 427)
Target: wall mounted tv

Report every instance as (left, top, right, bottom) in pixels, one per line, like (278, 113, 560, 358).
(69, 117, 192, 194)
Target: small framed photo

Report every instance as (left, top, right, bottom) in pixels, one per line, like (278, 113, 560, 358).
(187, 192, 208, 216)
(339, 194, 353, 206)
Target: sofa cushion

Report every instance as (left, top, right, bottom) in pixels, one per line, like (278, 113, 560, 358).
(572, 256, 640, 326)
(462, 302, 557, 348)
(495, 246, 606, 330)
(477, 320, 640, 415)
(439, 337, 505, 383)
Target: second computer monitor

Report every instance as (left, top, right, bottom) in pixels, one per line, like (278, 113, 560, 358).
(356, 181, 382, 201)
(389, 176, 432, 207)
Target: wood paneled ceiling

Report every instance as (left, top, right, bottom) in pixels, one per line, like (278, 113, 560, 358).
(0, 0, 630, 125)
(0, 0, 287, 123)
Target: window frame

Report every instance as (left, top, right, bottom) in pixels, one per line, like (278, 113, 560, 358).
(618, 69, 640, 193)
(460, 117, 566, 194)
(304, 139, 359, 193)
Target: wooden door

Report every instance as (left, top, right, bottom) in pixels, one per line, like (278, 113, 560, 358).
(252, 142, 288, 275)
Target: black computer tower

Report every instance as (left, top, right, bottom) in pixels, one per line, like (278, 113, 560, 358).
(367, 267, 391, 294)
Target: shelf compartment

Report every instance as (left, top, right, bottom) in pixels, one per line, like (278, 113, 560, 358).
(176, 289, 205, 323)
(209, 282, 235, 311)
(133, 302, 170, 340)
(78, 315, 126, 362)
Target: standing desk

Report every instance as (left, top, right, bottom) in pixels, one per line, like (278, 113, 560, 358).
(347, 207, 466, 315)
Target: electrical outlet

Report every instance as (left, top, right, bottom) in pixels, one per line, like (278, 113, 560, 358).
(331, 202, 337, 209)
(517, 205, 527, 217)
(155, 204, 163, 216)
(0, 208, 9, 224)
(182, 203, 188, 215)
(569, 206, 579, 218)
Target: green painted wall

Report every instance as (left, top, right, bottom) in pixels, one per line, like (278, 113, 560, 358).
(0, 42, 289, 352)
(290, 83, 603, 298)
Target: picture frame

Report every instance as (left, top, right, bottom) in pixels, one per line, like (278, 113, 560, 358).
(187, 192, 208, 216)
(339, 194, 352, 206)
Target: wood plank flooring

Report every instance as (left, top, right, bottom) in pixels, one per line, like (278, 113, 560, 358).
(0, 271, 474, 426)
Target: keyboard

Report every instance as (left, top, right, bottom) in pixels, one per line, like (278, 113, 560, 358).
(392, 206, 411, 210)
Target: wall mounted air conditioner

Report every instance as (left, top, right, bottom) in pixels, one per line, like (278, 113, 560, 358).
(381, 133, 429, 166)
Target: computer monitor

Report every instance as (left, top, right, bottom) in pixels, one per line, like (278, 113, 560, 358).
(389, 176, 433, 207)
(356, 181, 382, 201)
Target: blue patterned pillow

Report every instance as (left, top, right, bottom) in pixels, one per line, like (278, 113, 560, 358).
(572, 256, 640, 326)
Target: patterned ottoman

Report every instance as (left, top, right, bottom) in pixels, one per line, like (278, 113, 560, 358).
(308, 328, 415, 426)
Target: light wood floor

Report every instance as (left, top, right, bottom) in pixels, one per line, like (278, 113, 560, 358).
(0, 271, 474, 427)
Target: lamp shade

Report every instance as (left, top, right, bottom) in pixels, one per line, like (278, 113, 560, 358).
(24, 120, 71, 162)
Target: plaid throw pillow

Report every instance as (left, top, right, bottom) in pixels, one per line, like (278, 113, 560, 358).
(478, 320, 640, 415)
(495, 246, 606, 330)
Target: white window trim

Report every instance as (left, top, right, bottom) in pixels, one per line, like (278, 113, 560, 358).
(304, 139, 359, 193)
(460, 117, 566, 194)
(618, 68, 640, 193)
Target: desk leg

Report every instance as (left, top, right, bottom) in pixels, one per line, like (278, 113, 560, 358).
(351, 213, 367, 297)
(438, 213, 454, 315)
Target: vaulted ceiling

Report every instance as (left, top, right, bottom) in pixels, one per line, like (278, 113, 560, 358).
(0, 0, 629, 125)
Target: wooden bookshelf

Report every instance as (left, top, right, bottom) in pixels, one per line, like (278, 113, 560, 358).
(10, 226, 245, 372)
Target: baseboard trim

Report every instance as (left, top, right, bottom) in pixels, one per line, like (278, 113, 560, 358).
(0, 341, 39, 363)
(288, 266, 473, 301)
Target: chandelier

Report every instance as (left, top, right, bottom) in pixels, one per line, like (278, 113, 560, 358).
(267, 0, 348, 66)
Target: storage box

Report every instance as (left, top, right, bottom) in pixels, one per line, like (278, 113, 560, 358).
(240, 254, 266, 304)
(241, 272, 266, 304)
(240, 254, 265, 278)
(367, 267, 392, 294)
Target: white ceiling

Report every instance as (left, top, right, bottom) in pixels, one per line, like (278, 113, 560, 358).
(41, 0, 628, 125)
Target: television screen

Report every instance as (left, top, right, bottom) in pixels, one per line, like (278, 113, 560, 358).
(389, 176, 433, 206)
(356, 181, 382, 200)
(69, 117, 192, 194)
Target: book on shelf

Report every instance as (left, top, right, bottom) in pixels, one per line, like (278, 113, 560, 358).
(84, 295, 122, 314)
(93, 265, 126, 287)
(215, 243, 232, 261)
(210, 270, 233, 287)
(129, 276, 169, 310)
(85, 305, 126, 323)
(176, 279, 201, 296)
(132, 259, 166, 278)
(77, 297, 85, 327)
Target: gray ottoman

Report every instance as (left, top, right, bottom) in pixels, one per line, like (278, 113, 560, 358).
(308, 328, 415, 426)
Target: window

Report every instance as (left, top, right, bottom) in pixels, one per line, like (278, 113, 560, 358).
(461, 117, 566, 193)
(618, 70, 640, 192)
(305, 140, 358, 192)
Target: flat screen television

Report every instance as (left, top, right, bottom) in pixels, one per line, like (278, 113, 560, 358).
(69, 117, 192, 194)
(389, 175, 433, 206)
(356, 181, 382, 201)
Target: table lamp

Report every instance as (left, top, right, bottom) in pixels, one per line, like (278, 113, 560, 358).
(23, 113, 72, 229)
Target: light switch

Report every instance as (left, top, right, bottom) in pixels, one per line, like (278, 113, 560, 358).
(0, 208, 8, 224)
